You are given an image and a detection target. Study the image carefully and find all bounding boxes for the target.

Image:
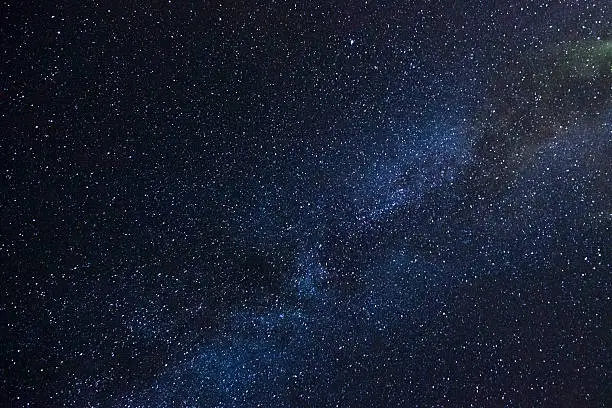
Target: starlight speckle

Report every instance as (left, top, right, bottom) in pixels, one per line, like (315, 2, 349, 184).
(2, 2, 610, 407)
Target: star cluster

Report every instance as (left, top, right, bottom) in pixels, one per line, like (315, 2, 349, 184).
(2, 1, 610, 407)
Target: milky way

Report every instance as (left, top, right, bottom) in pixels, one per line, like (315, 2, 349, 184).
(2, 1, 611, 407)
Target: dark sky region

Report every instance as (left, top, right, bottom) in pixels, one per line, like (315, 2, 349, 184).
(1, 1, 611, 407)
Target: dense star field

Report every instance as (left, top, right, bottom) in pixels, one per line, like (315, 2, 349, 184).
(1, 1, 611, 406)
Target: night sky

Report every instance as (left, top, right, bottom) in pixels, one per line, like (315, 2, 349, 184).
(2, 1, 611, 407)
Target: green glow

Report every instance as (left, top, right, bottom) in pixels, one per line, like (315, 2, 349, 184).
(553, 40, 612, 78)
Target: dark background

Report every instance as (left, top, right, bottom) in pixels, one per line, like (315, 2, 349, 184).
(1, 1, 611, 406)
